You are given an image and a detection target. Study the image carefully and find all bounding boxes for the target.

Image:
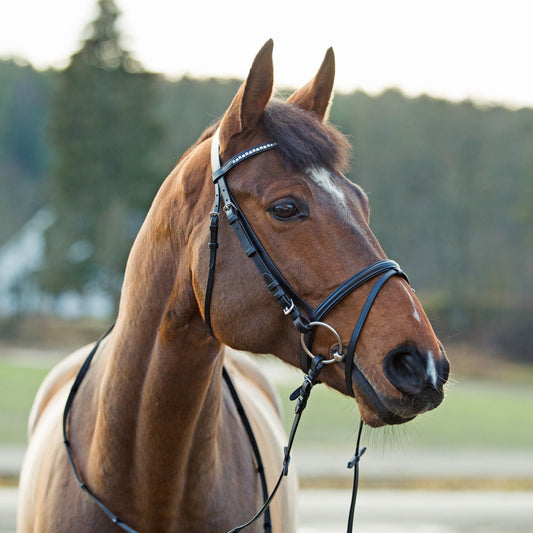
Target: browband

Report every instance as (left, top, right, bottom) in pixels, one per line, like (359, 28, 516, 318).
(211, 128, 277, 183)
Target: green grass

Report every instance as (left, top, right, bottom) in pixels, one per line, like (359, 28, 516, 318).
(276, 379, 533, 450)
(1, 358, 533, 450)
(0, 362, 51, 444)
(410, 380, 533, 448)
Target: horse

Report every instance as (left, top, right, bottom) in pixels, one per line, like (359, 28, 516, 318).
(17, 39, 449, 532)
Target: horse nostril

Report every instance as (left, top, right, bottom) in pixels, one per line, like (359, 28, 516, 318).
(384, 349, 426, 395)
(440, 355, 450, 386)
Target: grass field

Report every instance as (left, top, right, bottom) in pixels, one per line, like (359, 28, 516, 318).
(0, 362, 50, 444)
(1, 354, 532, 450)
(276, 379, 533, 450)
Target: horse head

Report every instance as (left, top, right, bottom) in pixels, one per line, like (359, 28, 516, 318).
(168, 39, 449, 428)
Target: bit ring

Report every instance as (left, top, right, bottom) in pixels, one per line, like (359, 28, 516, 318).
(300, 321, 345, 364)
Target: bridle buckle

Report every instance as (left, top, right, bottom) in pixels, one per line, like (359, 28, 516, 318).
(283, 299, 295, 316)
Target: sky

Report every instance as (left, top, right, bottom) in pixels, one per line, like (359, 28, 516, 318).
(1, 0, 533, 108)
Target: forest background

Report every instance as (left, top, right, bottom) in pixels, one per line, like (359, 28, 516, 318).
(0, 0, 531, 366)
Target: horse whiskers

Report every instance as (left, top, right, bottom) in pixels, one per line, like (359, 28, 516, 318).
(364, 423, 413, 452)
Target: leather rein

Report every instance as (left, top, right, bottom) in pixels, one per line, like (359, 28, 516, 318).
(62, 128, 409, 533)
(63, 325, 273, 533)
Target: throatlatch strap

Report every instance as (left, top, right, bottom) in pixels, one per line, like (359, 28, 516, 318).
(223, 368, 272, 533)
(62, 324, 141, 533)
(63, 324, 274, 533)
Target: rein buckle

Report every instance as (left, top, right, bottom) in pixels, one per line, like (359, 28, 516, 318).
(283, 299, 295, 315)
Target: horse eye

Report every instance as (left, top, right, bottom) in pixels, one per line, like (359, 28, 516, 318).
(270, 201, 300, 220)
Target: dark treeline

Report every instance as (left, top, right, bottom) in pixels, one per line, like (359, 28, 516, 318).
(1, 57, 531, 357)
(330, 91, 533, 357)
(0, 60, 52, 244)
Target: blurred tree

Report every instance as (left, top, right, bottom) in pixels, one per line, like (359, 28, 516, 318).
(2, 47, 531, 355)
(155, 76, 241, 167)
(41, 0, 165, 309)
(0, 60, 51, 244)
(330, 90, 533, 341)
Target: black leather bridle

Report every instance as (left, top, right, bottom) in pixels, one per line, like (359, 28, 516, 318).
(62, 128, 411, 533)
(204, 128, 410, 532)
(205, 127, 409, 394)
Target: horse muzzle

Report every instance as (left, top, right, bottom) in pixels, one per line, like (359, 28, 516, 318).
(352, 346, 450, 428)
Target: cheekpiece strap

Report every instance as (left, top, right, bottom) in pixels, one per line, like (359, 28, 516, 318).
(206, 127, 311, 337)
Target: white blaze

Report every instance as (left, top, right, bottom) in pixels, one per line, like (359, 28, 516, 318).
(307, 166, 349, 214)
(402, 284, 421, 323)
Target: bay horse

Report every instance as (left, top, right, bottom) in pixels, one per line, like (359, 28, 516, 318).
(17, 40, 449, 532)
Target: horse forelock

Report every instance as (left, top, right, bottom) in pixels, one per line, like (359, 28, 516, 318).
(180, 99, 351, 179)
(262, 99, 351, 176)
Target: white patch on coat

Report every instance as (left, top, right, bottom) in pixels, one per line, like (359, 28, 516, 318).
(426, 350, 438, 387)
(402, 284, 421, 323)
(307, 167, 349, 214)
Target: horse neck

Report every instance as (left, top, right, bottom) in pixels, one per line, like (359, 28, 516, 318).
(88, 166, 225, 517)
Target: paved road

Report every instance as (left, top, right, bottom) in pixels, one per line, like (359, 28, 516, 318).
(5, 445, 533, 483)
(4, 446, 533, 532)
(0, 489, 16, 533)
(298, 489, 533, 532)
(294, 447, 533, 481)
(5, 487, 532, 532)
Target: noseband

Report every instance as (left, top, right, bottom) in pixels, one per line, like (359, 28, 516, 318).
(205, 127, 409, 394)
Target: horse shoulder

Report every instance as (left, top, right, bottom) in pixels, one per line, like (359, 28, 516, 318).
(27, 344, 94, 437)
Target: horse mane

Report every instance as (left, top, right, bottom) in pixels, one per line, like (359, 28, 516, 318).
(179, 99, 351, 176)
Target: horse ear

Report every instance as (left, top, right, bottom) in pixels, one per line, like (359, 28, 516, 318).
(218, 39, 274, 149)
(286, 47, 335, 121)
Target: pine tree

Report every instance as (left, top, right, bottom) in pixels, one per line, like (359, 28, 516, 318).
(41, 0, 164, 309)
